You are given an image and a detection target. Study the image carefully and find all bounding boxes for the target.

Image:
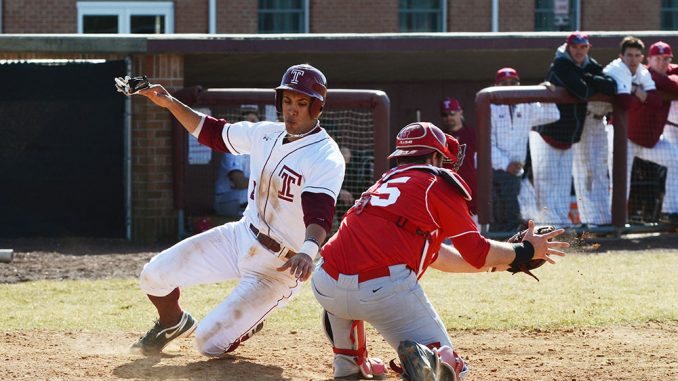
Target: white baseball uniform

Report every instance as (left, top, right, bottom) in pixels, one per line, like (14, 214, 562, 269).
(573, 101, 613, 225)
(663, 101, 678, 146)
(140, 115, 345, 357)
(491, 102, 560, 227)
(214, 153, 250, 217)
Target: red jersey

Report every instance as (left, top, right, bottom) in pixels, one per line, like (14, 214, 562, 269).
(320, 165, 490, 278)
(450, 125, 478, 214)
(627, 65, 678, 148)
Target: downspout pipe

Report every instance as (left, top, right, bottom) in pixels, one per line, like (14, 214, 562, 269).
(209, 0, 217, 34)
(491, 0, 499, 32)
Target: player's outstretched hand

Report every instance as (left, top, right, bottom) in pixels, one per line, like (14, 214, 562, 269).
(136, 84, 175, 109)
(277, 252, 314, 282)
(521, 220, 569, 264)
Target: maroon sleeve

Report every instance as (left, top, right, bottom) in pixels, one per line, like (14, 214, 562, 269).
(616, 93, 641, 111)
(197, 115, 231, 153)
(652, 72, 678, 93)
(644, 90, 662, 110)
(667, 64, 678, 76)
(301, 192, 336, 234)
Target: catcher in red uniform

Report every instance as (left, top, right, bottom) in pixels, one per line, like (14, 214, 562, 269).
(311, 122, 569, 380)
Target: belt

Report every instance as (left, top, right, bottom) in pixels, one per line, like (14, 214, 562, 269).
(586, 110, 605, 120)
(249, 224, 296, 260)
(321, 262, 391, 283)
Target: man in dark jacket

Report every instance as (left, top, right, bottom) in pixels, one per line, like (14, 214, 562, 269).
(530, 32, 617, 226)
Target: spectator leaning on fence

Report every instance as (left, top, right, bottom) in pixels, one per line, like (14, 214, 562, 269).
(489, 68, 560, 232)
(440, 97, 478, 215)
(531, 32, 617, 226)
(611, 39, 678, 225)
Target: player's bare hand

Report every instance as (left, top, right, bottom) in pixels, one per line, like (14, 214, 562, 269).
(540, 81, 556, 92)
(277, 252, 314, 281)
(137, 84, 175, 109)
(506, 162, 523, 176)
(522, 220, 569, 264)
(339, 189, 354, 204)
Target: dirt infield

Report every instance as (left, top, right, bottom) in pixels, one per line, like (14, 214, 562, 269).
(1, 323, 676, 380)
(1, 233, 678, 380)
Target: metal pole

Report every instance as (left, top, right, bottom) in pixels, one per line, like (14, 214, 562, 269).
(208, 0, 217, 34)
(491, 0, 499, 32)
(575, 0, 581, 30)
(124, 56, 133, 240)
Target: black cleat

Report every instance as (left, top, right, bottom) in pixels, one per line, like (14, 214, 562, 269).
(131, 311, 197, 355)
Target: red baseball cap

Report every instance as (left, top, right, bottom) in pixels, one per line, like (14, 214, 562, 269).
(566, 32, 591, 46)
(495, 67, 520, 84)
(649, 41, 673, 57)
(440, 97, 462, 114)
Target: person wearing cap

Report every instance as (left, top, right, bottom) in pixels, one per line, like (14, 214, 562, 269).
(531, 32, 617, 226)
(214, 105, 259, 218)
(617, 40, 678, 224)
(490, 68, 560, 232)
(312, 122, 568, 380)
(440, 97, 478, 215)
(128, 64, 346, 358)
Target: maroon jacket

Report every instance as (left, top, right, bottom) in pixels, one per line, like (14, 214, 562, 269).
(625, 64, 678, 148)
(449, 125, 478, 215)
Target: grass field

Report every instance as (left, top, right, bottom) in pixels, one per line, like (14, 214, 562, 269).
(2, 251, 676, 332)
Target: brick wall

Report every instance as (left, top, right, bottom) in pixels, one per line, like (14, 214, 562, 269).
(311, 0, 398, 33)
(218, 0, 257, 33)
(132, 54, 184, 241)
(448, 0, 491, 32)
(500, 0, 534, 31)
(4, 0, 75, 33)
(175, 0, 209, 33)
(582, 0, 661, 31)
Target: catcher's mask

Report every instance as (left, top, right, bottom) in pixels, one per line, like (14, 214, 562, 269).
(443, 135, 466, 172)
(275, 64, 328, 119)
(388, 122, 450, 159)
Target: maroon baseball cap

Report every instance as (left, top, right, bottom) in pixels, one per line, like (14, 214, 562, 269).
(495, 67, 520, 83)
(440, 97, 462, 114)
(649, 41, 673, 57)
(566, 32, 591, 46)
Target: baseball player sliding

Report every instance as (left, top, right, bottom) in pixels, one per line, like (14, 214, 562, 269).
(312, 122, 569, 380)
(119, 64, 345, 357)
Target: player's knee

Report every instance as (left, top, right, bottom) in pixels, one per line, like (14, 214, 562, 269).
(194, 321, 238, 357)
(138, 261, 170, 296)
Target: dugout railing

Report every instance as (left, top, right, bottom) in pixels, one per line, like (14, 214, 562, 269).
(475, 86, 676, 237)
(171, 87, 390, 238)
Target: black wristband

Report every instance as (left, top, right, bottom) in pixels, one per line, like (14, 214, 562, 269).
(510, 241, 535, 268)
(305, 236, 321, 247)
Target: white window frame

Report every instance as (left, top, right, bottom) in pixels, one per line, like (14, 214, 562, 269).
(77, 1, 174, 34)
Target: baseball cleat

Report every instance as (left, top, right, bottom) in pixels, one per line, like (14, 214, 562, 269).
(131, 311, 197, 355)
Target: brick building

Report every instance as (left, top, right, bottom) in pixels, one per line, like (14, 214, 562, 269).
(2, 1, 678, 241)
(2, 0, 678, 34)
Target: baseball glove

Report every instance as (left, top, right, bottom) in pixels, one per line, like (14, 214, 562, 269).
(394, 340, 458, 381)
(502, 225, 556, 282)
(114, 75, 150, 96)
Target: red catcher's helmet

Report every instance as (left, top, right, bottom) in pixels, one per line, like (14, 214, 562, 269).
(275, 64, 328, 119)
(388, 122, 450, 159)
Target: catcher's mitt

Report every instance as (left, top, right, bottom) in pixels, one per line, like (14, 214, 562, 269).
(114, 75, 150, 96)
(500, 225, 556, 281)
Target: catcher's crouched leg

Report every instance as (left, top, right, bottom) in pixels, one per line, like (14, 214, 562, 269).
(322, 311, 386, 379)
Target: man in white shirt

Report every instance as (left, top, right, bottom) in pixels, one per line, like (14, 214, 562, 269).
(490, 68, 560, 231)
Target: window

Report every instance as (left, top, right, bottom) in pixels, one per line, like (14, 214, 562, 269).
(662, 0, 678, 30)
(77, 2, 174, 34)
(399, 0, 446, 33)
(258, 0, 308, 34)
(535, 0, 577, 31)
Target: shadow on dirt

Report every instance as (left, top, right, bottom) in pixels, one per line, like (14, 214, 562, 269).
(113, 355, 288, 380)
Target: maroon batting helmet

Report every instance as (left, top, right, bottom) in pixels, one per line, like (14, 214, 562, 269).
(388, 122, 451, 159)
(275, 64, 328, 119)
